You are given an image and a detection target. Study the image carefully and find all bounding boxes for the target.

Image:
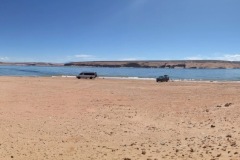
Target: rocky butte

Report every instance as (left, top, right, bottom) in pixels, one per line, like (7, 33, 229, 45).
(64, 60, 240, 69)
(1, 60, 240, 69)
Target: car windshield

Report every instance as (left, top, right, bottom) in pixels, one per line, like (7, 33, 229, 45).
(80, 72, 95, 75)
(84, 73, 95, 75)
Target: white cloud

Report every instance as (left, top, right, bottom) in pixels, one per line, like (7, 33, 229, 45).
(185, 54, 240, 61)
(222, 54, 240, 61)
(185, 55, 204, 60)
(120, 57, 146, 61)
(66, 54, 97, 62)
(0, 57, 9, 61)
(74, 54, 95, 58)
(120, 58, 139, 61)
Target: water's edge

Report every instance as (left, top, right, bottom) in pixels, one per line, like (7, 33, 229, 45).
(1, 65, 240, 81)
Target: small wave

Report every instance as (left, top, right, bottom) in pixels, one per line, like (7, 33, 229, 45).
(51, 75, 76, 78)
(98, 76, 155, 80)
(51, 75, 155, 80)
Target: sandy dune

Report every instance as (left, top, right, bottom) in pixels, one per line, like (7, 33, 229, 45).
(0, 77, 240, 160)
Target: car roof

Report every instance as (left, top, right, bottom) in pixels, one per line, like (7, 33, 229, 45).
(81, 72, 96, 73)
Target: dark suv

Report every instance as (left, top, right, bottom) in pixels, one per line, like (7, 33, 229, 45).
(156, 75, 169, 82)
(76, 72, 97, 79)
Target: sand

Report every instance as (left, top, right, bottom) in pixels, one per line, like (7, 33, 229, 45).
(0, 77, 240, 160)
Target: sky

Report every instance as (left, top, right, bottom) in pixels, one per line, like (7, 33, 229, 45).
(0, 0, 240, 62)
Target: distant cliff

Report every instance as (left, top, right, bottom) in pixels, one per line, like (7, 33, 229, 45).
(64, 60, 240, 69)
(0, 62, 64, 66)
(1, 60, 240, 69)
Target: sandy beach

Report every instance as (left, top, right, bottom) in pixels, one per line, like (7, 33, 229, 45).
(0, 77, 240, 160)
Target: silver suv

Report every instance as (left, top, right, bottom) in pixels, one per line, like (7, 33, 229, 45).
(76, 72, 97, 79)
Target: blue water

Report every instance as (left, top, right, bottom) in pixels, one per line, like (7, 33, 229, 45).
(1, 65, 240, 81)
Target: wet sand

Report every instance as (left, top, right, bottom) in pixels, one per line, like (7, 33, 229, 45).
(0, 77, 240, 160)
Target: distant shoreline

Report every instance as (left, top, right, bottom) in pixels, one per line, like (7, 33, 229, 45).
(1, 60, 240, 69)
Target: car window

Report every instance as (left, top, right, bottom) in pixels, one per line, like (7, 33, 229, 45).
(85, 73, 94, 75)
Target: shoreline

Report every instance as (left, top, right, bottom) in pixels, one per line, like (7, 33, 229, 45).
(5, 75, 237, 83)
(1, 65, 240, 81)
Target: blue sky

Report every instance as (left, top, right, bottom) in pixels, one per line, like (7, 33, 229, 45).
(0, 0, 240, 62)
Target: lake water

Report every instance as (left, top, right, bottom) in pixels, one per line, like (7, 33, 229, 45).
(1, 65, 240, 81)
